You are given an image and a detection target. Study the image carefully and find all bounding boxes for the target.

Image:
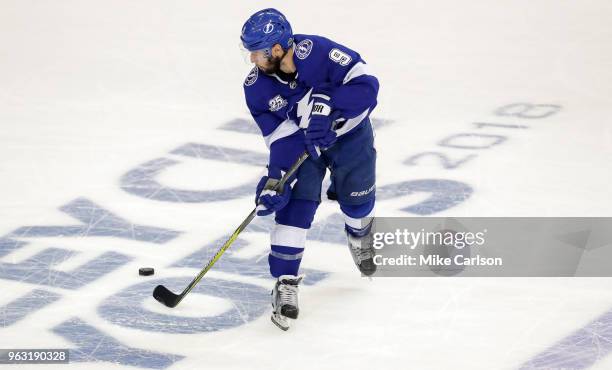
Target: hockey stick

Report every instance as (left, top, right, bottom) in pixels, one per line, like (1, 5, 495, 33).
(153, 151, 310, 308)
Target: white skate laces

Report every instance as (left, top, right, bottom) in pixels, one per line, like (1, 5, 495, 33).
(271, 274, 304, 331)
(347, 234, 375, 262)
(277, 281, 299, 308)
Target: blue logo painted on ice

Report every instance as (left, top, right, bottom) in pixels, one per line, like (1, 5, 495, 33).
(0, 111, 491, 369)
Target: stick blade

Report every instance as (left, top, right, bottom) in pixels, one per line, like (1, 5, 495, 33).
(153, 284, 181, 308)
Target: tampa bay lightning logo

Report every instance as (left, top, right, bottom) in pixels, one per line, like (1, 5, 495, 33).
(289, 80, 297, 89)
(263, 21, 274, 34)
(295, 39, 313, 60)
(244, 66, 258, 86)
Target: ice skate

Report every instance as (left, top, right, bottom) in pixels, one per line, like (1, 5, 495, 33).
(270, 274, 303, 331)
(346, 228, 377, 276)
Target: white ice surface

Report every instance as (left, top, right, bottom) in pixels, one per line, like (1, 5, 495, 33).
(0, 1, 611, 369)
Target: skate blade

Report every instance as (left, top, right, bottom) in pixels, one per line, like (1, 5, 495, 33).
(271, 313, 290, 331)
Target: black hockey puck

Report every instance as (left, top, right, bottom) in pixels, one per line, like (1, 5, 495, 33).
(139, 267, 154, 276)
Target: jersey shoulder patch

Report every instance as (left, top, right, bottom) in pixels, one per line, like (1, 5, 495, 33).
(244, 66, 259, 87)
(295, 39, 314, 60)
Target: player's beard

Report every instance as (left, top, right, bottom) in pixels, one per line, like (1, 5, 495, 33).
(259, 55, 283, 75)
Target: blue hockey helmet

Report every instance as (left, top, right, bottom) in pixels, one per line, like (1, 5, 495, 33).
(240, 8, 293, 55)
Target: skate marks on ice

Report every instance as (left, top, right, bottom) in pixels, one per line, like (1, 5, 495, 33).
(403, 103, 562, 173)
(0, 199, 186, 368)
(520, 307, 612, 369)
(118, 116, 473, 215)
(0, 114, 469, 369)
(7, 104, 609, 370)
(52, 318, 184, 369)
(98, 277, 269, 333)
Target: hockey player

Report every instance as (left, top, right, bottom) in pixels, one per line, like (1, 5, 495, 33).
(240, 8, 379, 330)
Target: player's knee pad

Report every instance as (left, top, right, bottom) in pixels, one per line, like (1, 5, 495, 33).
(340, 198, 375, 219)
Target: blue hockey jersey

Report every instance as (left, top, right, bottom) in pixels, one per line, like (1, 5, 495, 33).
(243, 34, 379, 170)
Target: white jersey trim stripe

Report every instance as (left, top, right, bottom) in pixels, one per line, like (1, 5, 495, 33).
(335, 108, 370, 137)
(264, 119, 299, 148)
(343, 62, 369, 84)
(271, 73, 289, 84)
(312, 93, 331, 100)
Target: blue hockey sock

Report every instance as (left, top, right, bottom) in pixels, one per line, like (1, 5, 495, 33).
(340, 199, 375, 238)
(269, 244, 304, 277)
(268, 222, 308, 278)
